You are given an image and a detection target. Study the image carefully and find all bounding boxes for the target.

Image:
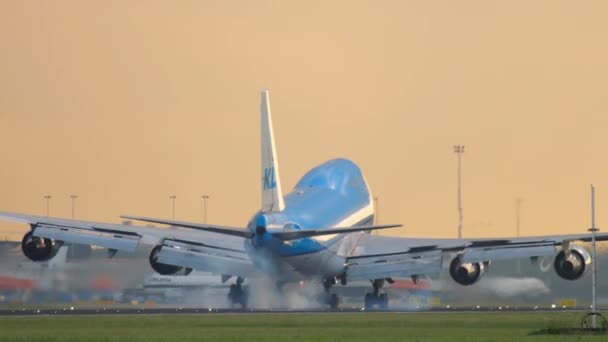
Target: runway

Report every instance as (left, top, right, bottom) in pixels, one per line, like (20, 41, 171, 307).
(0, 306, 598, 316)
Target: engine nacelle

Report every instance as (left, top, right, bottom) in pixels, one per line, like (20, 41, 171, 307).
(554, 245, 591, 281)
(21, 231, 58, 262)
(449, 256, 487, 286)
(148, 245, 185, 275)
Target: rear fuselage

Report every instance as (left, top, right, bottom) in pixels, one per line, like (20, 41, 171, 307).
(244, 158, 374, 281)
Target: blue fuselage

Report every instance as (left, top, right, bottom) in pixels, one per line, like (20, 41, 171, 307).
(244, 158, 374, 280)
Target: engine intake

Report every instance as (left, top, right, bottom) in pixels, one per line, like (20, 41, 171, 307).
(449, 256, 487, 286)
(554, 245, 591, 281)
(149, 245, 186, 275)
(21, 231, 58, 262)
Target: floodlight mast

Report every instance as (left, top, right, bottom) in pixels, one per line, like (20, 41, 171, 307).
(453, 145, 465, 239)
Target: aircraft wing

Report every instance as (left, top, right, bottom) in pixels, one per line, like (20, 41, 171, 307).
(151, 237, 258, 278)
(0, 211, 257, 278)
(345, 232, 608, 281)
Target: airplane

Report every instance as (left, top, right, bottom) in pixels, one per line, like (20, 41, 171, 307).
(1, 89, 608, 309)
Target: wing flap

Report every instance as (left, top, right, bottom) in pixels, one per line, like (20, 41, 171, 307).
(462, 243, 556, 263)
(156, 239, 257, 278)
(34, 224, 140, 252)
(345, 250, 442, 281)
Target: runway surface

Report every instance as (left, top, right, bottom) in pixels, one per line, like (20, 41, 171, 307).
(0, 307, 601, 316)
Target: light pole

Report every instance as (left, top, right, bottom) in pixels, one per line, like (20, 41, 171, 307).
(43, 195, 52, 217)
(67, 194, 79, 259)
(201, 195, 210, 224)
(453, 145, 465, 239)
(373, 197, 379, 224)
(70, 195, 78, 219)
(169, 195, 176, 219)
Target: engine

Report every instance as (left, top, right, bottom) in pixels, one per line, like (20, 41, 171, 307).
(449, 256, 487, 286)
(21, 231, 59, 262)
(148, 245, 189, 275)
(554, 245, 591, 281)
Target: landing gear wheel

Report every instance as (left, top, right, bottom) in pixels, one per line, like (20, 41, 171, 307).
(227, 278, 248, 308)
(328, 293, 339, 309)
(321, 277, 340, 309)
(364, 293, 389, 310)
(364, 279, 389, 310)
(364, 293, 373, 310)
(379, 293, 388, 310)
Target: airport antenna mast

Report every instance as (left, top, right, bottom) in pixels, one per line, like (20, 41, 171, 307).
(589, 185, 599, 328)
(454, 145, 465, 239)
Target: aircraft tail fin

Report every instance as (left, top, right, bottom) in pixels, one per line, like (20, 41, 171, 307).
(260, 90, 285, 213)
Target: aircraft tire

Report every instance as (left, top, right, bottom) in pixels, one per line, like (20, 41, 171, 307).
(364, 293, 373, 310)
(228, 284, 248, 308)
(328, 293, 339, 309)
(379, 293, 388, 310)
(364, 293, 388, 310)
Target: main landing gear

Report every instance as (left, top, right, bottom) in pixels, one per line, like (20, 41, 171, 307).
(323, 278, 339, 309)
(364, 279, 388, 310)
(228, 277, 248, 308)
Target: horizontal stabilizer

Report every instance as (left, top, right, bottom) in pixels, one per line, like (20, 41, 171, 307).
(122, 215, 400, 241)
(120, 215, 254, 239)
(272, 224, 402, 241)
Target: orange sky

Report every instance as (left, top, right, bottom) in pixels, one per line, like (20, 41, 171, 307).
(1, 1, 608, 240)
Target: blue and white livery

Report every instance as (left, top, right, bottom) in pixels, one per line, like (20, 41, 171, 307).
(2, 90, 608, 309)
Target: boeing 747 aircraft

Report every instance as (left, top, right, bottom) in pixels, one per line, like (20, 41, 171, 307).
(1, 90, 607, 309)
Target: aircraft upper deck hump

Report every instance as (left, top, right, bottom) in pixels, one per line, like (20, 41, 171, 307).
(260, 90, 285, 213)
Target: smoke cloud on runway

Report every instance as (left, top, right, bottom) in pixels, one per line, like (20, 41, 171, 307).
(246, 277, 325, 309)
